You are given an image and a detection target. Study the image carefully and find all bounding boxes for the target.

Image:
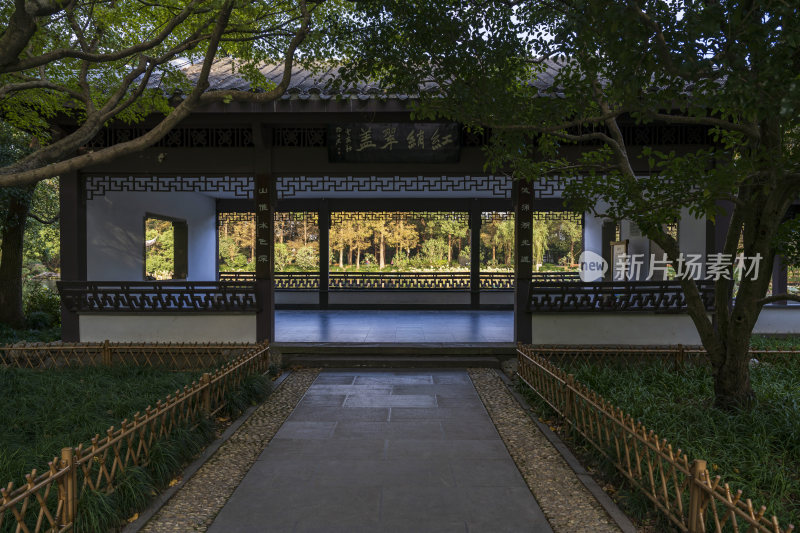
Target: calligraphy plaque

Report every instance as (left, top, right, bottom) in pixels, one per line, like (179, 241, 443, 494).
(328, 123, 460, 163)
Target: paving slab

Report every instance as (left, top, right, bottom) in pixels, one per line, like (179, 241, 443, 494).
(208, 369, 552, 533)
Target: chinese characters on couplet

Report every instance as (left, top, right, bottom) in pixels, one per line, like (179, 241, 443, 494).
(255, 185, 270, 268)
(612, 252, 763, 281)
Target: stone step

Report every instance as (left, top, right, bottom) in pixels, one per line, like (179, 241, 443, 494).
(272, 342, 516, 357)
(282, 354, 502, 368)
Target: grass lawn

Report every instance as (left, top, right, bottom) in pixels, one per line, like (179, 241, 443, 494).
(0, 365, 200, 486)
(522, 352, 800, 529)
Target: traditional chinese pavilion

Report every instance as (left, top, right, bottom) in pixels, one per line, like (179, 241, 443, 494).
(56, 60, 800, 344)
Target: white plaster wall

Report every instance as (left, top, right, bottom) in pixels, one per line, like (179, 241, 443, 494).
(480, 292, 514, 305)
(532, 313, 704, 345)
(582, 212, 604, 281)
(619, 220, 650, 279)
(678, 208, 707, 256)
(753, 306, 800, 335)
(86, 190, 217, 281)
(79, 314, 256, 342)
(275, 291, 319, 305)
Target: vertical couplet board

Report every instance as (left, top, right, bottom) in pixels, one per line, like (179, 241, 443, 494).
(514, 180, 534, 343)
(470, 200, 481, 308)
(255, 174, 274, 342)
(318, 201, 330, 308)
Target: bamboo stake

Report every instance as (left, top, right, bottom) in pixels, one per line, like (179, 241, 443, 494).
(688, 459, 707, 533)
(58, 448, 76, 527)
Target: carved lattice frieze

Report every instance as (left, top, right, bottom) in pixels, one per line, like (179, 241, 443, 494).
(85, 175, 254, 200)
(276, 175, 513, 199)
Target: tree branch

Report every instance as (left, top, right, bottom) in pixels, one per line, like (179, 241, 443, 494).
(0, 0, 316, 188)
(646, 112, 760, 140)
(27, 212, 59, 225)
(0, 0, 206, 73)
(0, 79, 83, 101)
(758, 294, 800, 306)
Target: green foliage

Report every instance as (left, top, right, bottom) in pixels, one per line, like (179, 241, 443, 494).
(145, 218, 175, 279)
(776, 216, 800, 268)
(221, 374, 273, 418)
(73, 420, 214, 533)
(0, 366, 199, 485)
(421, 238, 448, 264)
(22, 178, 60, 275)
(75, 489, 118, 533)
(294, 246, 318, 271)
(274, 242, 290, 271)
(22, 281, 60, 326)
(0, 323, 60, 344)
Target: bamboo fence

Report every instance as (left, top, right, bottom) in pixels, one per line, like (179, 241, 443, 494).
(516, 344, 795, 533)
(0, 342, 270, 533)
(523, 344, 800, 370)
(0, 341, 255, 370)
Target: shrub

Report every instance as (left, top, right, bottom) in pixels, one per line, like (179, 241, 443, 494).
(274, 242, 290, 271)
(22, 281, 60, 326)
(294, 246, 318, 271)
(25, 310, 55, 329)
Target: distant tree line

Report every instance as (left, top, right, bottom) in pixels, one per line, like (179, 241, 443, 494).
(217, 212, 585, 273)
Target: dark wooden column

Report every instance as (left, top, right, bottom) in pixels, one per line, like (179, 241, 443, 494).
(59, 172, 86, 342)
(319, 200, 330, 308)
(255, 174, 274, 342)
(469, 200, 481, 308)
(514, 181, 533, 344)
(772, 254, 788, 305)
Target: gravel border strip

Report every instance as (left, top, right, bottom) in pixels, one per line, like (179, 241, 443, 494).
(122, 372, 292, 533)
(134, 369, 320, 532)
(468, 368, 624, 533)
(493, 369, 637, 533)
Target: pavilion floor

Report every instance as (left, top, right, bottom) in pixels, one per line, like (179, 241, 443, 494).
(274, 310, 513, 344)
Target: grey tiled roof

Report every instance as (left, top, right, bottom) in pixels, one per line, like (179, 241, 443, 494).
(172, 57, 561, 99)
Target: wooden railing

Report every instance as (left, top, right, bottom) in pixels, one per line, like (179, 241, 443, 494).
(516, 344, 794, 533)
(222, 271, 527, 290)
(328, 272, 472, 291)
(0, 343, 270, 533)
(528, 280, 716, 313)
(58, 281, 258, 313)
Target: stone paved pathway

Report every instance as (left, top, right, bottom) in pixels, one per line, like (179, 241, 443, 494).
(208, 369, 553, 533)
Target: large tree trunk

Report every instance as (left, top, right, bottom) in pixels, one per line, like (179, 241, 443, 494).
(339, 248, 344, 269)
(711, 349, 755, 408)
(0, 190, 32, 327)
(379, 234, 385, 269)
(356, 248, 361, 269)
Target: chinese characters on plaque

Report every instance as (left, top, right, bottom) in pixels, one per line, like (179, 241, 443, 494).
(328, 123, 460, 163)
